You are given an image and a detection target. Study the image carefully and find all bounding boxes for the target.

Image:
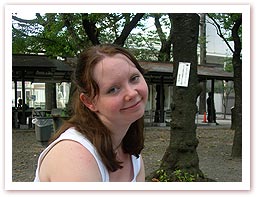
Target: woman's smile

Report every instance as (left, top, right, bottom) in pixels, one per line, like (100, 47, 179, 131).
(121, 99, 142, 111)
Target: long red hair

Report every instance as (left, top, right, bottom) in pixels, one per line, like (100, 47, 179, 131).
(50, 44, 145, 172)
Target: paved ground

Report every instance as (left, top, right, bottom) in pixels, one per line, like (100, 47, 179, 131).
(11, 114, 242, 182)
(142, 114, 242, 182)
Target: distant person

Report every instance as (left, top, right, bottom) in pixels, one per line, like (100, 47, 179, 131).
(17, 98, 29, 124)
(17, 98, 29, 110)
(34, 44, 148, 182)
(17, 98, 22, 109)
(207, 92, 218, 125)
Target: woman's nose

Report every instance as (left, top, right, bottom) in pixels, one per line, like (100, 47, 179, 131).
(124, 86, 138, 101)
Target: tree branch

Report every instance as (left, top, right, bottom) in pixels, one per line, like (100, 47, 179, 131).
(231, 15, 242, 56)
(12, 15, 37, 24)
(61, 14, 84, 49)
(207, 14, 234, 54)
(81, 13, 100, 45)
(154, 14, 166, 45)
(114, 13, 144, 46)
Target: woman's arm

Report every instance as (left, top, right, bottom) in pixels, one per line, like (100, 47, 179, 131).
(39, 140, 102, 182)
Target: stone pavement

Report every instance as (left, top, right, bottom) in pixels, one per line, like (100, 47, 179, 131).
(196, 113, 232, 127)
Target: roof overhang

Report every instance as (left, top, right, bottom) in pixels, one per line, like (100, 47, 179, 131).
(12, 54, 73, 83)
(140, 61, 233, 84)
(12, 55, 233, 84)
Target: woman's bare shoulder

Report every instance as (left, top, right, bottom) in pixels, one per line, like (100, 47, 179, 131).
(39, 140, 102, 182)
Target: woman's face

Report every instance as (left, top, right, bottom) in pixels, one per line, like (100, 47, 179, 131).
(91, 54, 148, 128)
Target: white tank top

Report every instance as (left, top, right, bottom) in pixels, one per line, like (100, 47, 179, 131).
(34, 128, 141, 182)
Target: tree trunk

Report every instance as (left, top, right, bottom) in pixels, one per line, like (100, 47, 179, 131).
(198, 81, 207, 114)
(231, 56, 242, 157)
(153, 14, 173, 123)
(198, 14, 207, 114)
(154, 14, 173, 62)
(154, 82, 165, 123)
(45, 82, 57, 110)
(149, 13, 205, 182)
(231, 15, 242, 157)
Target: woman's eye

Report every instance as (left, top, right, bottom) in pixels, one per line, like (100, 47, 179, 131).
(107, 87, 120, 94)
(130, 75, 140, 83)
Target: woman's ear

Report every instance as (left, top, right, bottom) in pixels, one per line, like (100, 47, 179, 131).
(79, 93, 98, 112)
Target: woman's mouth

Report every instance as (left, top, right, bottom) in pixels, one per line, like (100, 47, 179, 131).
(121, 99, 142, 111)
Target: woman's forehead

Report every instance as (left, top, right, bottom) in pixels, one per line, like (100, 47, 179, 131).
(93, 54, 138, 83)
(97, 54, 136, 72)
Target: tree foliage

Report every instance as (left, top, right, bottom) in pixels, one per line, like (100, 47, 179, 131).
(12, 13, 86, 57)
(12, 13, 156, 58)
(12, 13, 175, 62)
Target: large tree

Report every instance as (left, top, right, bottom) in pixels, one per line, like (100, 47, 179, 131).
(149, 13, 205, 182)
(207, 13, 242, 157)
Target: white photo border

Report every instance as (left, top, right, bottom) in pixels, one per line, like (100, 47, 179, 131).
(5, 3, 250, 191)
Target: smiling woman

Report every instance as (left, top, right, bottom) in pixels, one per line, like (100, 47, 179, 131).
(33, 44, 148, 182)
(89, 53, 148, 127)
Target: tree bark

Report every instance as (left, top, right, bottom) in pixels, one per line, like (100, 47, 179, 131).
(153, 14, 173, 123)
(199, 81, 207, 114)
(231, 15, 242, 157)
(149, 13, 205, 182)
(154, 13, 173, 62)
(45, 83, 57, 110)
(199, 14, 207, 114)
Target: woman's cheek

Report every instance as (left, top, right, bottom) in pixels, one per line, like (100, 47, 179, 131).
(105, 99, 121, 112)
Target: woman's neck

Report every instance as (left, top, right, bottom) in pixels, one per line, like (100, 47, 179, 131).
(111, 125, 130, 151)
(97, 114, 131, 150)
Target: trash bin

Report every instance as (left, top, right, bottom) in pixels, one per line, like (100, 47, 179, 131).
(32, 117, 54, 142)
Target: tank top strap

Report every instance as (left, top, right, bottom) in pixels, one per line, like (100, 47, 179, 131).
(131, 155, 141, 182)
